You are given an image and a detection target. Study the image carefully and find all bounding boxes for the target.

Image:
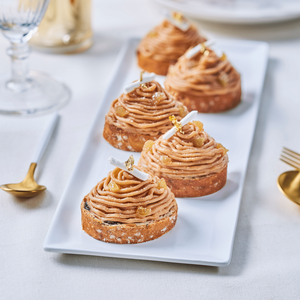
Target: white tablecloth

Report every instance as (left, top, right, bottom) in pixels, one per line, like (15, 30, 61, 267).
(1, 1, 300, 299)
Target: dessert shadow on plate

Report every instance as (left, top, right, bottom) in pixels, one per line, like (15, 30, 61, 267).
(222, 92, 255, 116)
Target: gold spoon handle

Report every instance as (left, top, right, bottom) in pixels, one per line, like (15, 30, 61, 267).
(23, 163, 37, 183)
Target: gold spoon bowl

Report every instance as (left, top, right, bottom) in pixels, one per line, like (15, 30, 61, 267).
(277, 170, 300, 206)
(0, 163, 46, 198)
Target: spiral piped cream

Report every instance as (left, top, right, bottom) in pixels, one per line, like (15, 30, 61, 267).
(138, 20, 205, 64)
(85, 167, 177, 224)
(139, 122, 228, 179)
(165, 48, 241, 97)
(105, 80, 187, 136)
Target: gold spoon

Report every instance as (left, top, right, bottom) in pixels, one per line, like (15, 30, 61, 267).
(277, 171, 300, 206)
(0, 113, 59, 198)
(278, 147, 300, 206)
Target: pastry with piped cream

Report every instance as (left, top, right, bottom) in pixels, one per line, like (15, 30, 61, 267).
(103, 74, 189, 152)
(138, 113, 228, 197)
(165, 43, 241, 113)
(81, 156, 178, 244)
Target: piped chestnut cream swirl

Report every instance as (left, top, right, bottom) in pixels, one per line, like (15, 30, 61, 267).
(138, 20, 205, 64)
(85, 167, 177, 224)
(165, 48, 241, 97)
(139, 122, 228, 179)
(105, 80, 188, 136)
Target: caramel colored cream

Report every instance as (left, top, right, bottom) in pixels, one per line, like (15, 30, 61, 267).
(138, 20, 205, 64)
(105, 80, 187, 136)
(139, 122, 228, 179)
(85, 167, 177, 224)
(165, 49, 241, 97)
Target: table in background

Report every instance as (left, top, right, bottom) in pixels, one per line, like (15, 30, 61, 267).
(1, 0, 300, 299)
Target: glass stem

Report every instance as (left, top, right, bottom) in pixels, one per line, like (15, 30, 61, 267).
(6, 42, 33, 93)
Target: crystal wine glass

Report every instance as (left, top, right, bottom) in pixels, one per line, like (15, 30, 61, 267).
(0, 0, 71, 116)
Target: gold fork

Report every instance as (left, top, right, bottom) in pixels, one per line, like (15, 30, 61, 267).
(278, 147, 300, 205)
(280, 147, 300, 170)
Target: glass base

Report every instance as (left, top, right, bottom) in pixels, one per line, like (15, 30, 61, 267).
(0, 71, 71, 116)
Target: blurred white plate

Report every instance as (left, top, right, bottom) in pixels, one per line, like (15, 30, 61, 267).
(44, 38, 268, 266)
(154, 0, 300, 24)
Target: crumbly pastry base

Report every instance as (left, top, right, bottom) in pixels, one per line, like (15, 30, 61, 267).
(162, 166, 227, 198)
(165, 84, 242, 113)
(81, 200, 178, 244)
(103, 119, 160, 152)
(137, 51, 174, 76)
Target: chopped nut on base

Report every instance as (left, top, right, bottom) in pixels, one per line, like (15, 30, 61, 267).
(157, 178, 167, 189)
(148, 31, 157, 37)
(179, 105, 188, 118)
(160, 155, 172, 165)
(152, 92, 166, 104)
(218, 72, 229, 87)
(136, 206, 151, 217)
(192, 137, 204, 147)
(220, 53, 227, 61)
(108, 181, 120, 192)
(192, 120, 203, 131)
(115, 106, 129, 117)
(217, 143, 229, 154)
(143, 140, 155, 152)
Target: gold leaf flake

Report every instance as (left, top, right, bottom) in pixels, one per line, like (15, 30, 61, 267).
(169, 115, 184, 134)
(125, 155, 134, 171)
(140, 71, 145, 82)
(204, 50, 210, 56)
(172, 12, 184, 22)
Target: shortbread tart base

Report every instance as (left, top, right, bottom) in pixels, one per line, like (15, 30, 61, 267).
(162, 166, 227, 198)
(165, 85, 241, 113)
(103, 120, 159, 152)
(137, 51, 174, 76)
(81, 200, 178, 244)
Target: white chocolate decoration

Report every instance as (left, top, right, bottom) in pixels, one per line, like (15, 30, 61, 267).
(185, 40, 215, 59)
(108, 156, 149, 181)
(162, 110, 198, 140)
(162, 10, 190, 32)
(124, 73, 155, 93)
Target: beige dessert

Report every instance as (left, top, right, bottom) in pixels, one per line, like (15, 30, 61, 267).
(81, 158, 178, 244)
(138, 118, 228, 197)
(103, 79, 189, 152)
(137, 12, 206, 75)
(165, 44, 241, 113)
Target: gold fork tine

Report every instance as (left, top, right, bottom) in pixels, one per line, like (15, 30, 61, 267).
(281, 154, 300, 166)
(283, 147, 300, 158)
(280, 158, 300, 171)
(280, 147, 300, 170)
(282, 149, 300, 161)
(282, 151, 300, 162)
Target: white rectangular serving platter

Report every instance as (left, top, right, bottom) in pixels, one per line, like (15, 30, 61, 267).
(44, 38, 268, 267)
